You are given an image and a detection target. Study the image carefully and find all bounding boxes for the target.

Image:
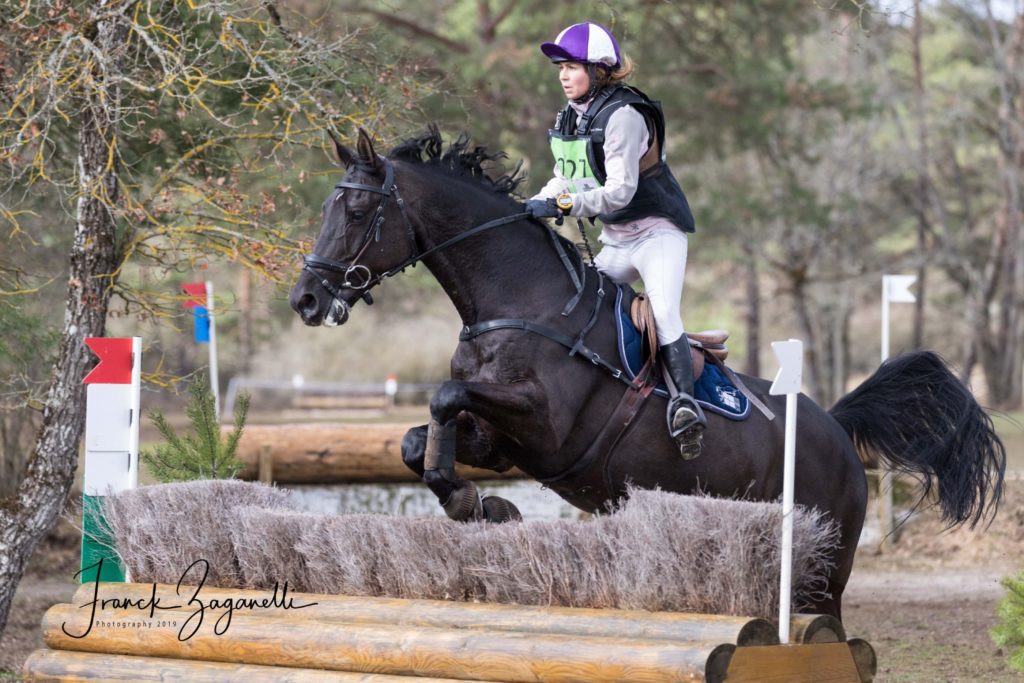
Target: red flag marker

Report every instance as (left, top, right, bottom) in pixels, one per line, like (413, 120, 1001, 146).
(182, 282, 206, 309)
(83, 337, 133, 385)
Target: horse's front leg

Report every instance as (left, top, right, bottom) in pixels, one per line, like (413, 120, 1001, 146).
(419, 379, 554, 522)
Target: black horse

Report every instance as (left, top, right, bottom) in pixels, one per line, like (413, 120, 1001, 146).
(290, 129, 1005, 619)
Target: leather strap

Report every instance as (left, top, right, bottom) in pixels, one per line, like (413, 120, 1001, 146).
(460, 273, 628, 387)
(460, 316, 630, 387)
(706, 353, 776, 421)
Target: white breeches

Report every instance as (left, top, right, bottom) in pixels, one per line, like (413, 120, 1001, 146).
(594, 229, 688, 346)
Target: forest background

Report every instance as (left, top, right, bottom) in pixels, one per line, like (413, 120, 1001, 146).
(0, 0, 1022, 640)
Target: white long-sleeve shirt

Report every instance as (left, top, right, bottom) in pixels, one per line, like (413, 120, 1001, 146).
(532, 100, 676, 243)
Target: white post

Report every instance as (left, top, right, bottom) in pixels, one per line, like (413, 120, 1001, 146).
(770, 338, 803, 644)
(385, 373, 398, 410)
(879, 275, 916, 550)
(206, 280, 220, 420)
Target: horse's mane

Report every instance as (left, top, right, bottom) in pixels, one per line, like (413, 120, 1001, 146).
(389, 125, 527, 196)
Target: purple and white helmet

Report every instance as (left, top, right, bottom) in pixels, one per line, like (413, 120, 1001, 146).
(541, 23, 621, 69)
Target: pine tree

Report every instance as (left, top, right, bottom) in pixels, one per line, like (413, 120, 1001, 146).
(993, 570, 1024, 672)
(142, 373, 250, 482)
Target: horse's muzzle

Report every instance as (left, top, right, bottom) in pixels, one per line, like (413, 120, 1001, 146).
(288, 285, 318, 324)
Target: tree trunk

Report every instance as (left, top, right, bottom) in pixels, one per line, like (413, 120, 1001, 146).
(742, 247, 761, 378)
(0, 4, 129, 637)
(911, 0, 930, 350)
(791, 275, 822, 402)
(827, 286, 851, 407)
(980, 8, 1024, 408)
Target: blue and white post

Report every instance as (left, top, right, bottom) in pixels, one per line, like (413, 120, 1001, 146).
(879, 275, 917, 548)
(770, 338, 803, 644)
(81, 336, 141, 582)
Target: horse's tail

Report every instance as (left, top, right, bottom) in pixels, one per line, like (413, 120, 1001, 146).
(829, 350, 1006, 528)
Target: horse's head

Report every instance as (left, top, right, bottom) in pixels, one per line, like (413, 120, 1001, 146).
(290, 129, 418, 327)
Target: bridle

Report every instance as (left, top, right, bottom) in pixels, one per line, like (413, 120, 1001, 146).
(302, 155, 529, 317)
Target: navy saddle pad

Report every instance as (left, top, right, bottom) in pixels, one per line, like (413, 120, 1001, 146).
(614, 287, 750, 421)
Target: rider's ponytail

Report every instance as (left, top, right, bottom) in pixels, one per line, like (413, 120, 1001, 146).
(596, 54, 635, 87)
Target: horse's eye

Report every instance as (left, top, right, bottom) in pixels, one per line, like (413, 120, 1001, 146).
(351, 210, 367, 221)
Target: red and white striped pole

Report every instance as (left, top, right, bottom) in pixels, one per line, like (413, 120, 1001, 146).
(80, 337, 141, 582)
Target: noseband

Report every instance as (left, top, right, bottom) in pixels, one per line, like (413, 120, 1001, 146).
(303, 155, 529, 315)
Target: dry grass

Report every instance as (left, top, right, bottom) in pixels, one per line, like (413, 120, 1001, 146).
(99, 479, 295, 586)
(102, 481, 839, 618)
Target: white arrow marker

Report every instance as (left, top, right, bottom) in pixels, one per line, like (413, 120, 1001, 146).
(770, 338, 803, 643)
(770, 339, 803, 396)
(885, 274, 917, 305)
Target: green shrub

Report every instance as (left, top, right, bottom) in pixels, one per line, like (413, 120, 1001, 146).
(993, 570, 1024, 672)
(141, 373, 250, 482)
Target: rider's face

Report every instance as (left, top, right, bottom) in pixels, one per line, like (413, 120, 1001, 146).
(558, 62, 590, 100)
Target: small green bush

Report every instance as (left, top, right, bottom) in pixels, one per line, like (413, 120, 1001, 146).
(141, 373, 250, 482)
(993, 570, 1024, 672)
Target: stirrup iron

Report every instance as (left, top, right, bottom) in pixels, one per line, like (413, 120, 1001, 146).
(667, 394, 706, 460)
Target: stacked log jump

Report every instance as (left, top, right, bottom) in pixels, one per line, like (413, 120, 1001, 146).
(232, 423, 526, 484)
(25, 583, 875, 682)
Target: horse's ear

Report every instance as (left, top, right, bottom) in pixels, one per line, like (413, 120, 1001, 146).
(356, 128, 380, 169)
(329, 130, 357, 168)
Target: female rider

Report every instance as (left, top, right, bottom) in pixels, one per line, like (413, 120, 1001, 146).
(524, 22, 705, 458)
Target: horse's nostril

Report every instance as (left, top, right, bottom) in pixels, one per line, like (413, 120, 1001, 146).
(297, 293, 318, 320)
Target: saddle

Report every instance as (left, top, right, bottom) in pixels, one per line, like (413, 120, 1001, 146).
(628, 293, 729, 380)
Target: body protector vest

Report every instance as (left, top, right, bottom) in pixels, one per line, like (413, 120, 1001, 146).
(548, 85, 695, 232)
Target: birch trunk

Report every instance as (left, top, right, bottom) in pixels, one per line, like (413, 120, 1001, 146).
(0, 3, 129, 636)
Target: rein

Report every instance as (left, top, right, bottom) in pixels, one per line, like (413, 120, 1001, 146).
(303, 155, 585, 318)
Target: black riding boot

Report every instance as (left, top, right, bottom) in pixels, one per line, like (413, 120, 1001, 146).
(660, 336, 707, 459)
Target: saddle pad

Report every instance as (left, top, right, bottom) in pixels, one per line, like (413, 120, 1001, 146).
(615, 286, 750, 421)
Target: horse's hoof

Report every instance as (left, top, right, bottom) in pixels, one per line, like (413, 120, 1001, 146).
(442, 480, 482, 522)
(482, 495, 523, 523)
(678, 433, 704, 460)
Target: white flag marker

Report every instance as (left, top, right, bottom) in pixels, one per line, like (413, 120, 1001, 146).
(885, 274, 918, 304)
(770, 338, 803, 644)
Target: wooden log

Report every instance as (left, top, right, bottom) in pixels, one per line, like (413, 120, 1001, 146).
(722, 643, 862, 683)
(231, 423, 526, 483)
(789, 614, 846, 644)
(71, 582, 779, 647)
(846, 638, 878, 683)
(292, 395, 389, 410)
(22, 648, 475, 682)
(43, 603, 735, 683)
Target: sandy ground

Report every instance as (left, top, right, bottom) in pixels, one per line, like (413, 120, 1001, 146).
(2, 483, 1023, 682)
